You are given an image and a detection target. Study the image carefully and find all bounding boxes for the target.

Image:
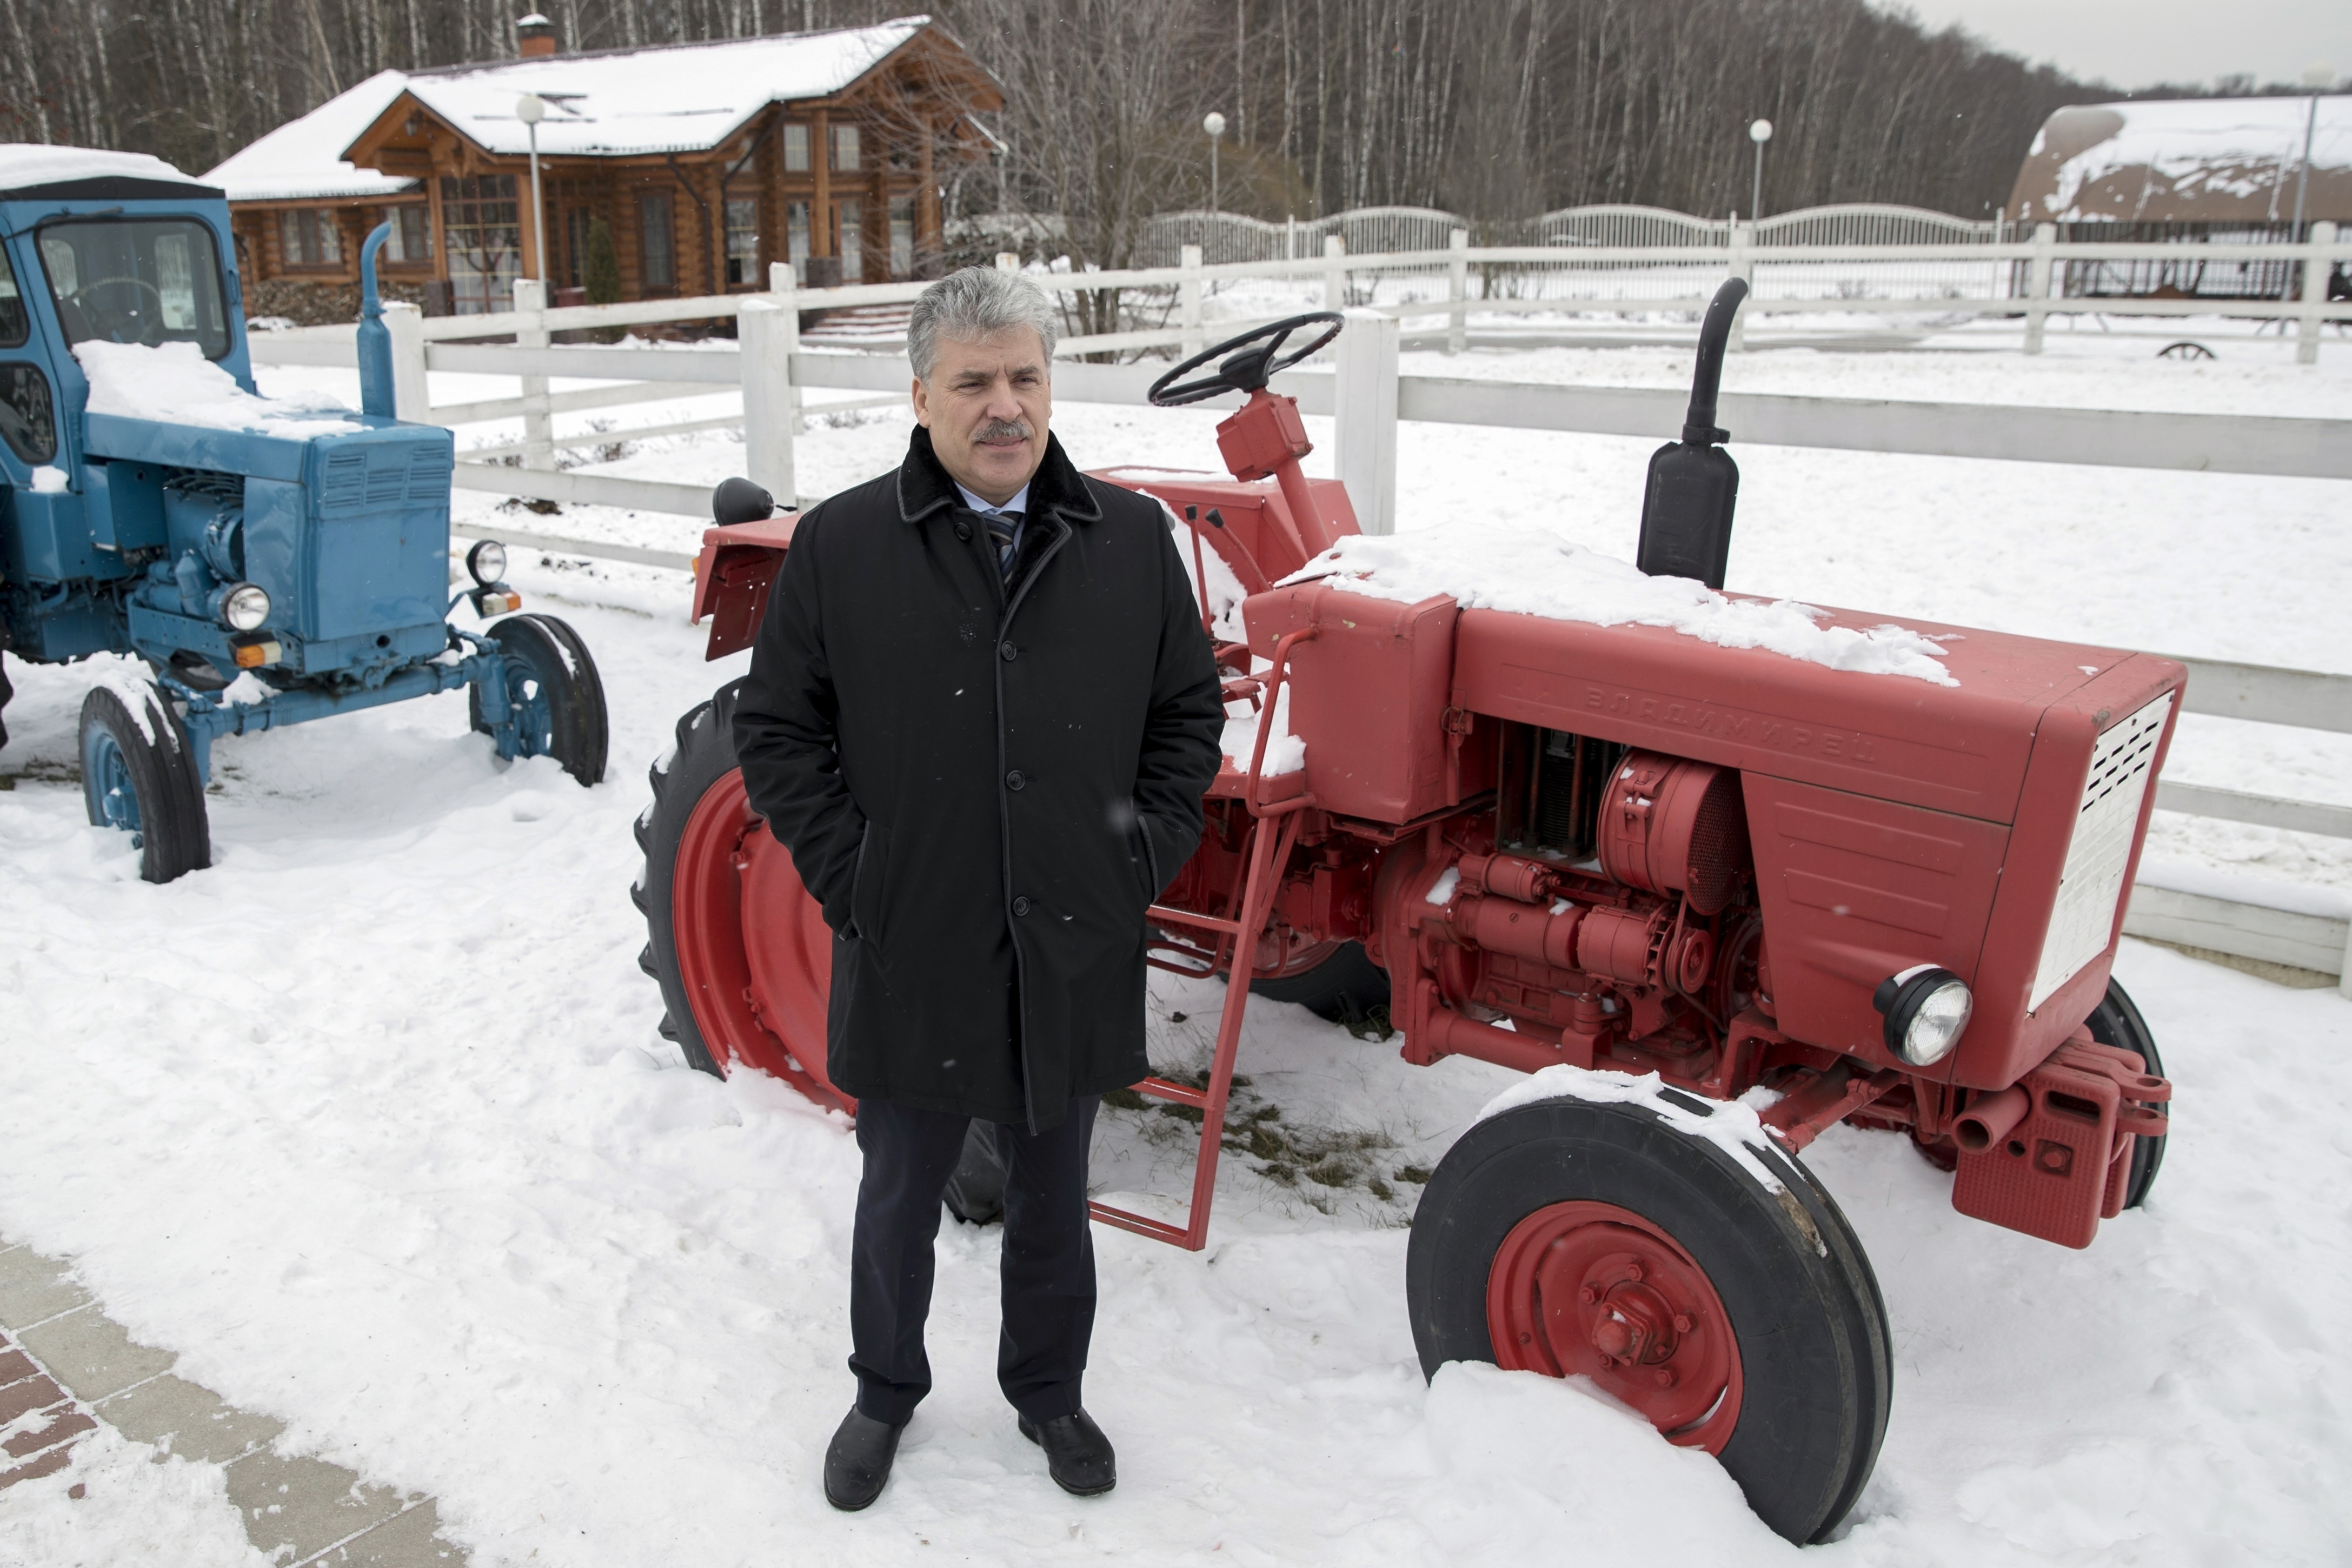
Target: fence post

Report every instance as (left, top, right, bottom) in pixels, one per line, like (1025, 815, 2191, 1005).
(2299, 221, 2336, 366)
(1179, 243, 1204, 358)
(1447, 229, 1469, 355)
(1323, 234, 1347, 311)
(382, 301, 429, 423)
(1286, 215, 1297, 262)
(768, 261, 805, 435)
(511, 277, 552, 468)
(995, 251, 1019, 273)
(2024, 222, 2057, 356)
(740, 297, 796, 512)
(1725, 216, 1753, 353)
(1334, 306, 1399, 537)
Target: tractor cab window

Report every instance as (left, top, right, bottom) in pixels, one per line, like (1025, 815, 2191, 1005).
(36, 217, 232, 361)
(0, 242, 28, 346)
(0, 364, 58, 465)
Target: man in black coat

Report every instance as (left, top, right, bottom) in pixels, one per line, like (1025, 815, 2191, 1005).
(731, 265, 1225, 1510)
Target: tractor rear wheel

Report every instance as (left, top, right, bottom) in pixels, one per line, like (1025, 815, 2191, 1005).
(1250, 939, 1390, 1026)
(78, 678, 211, 884)
(1407, 1093, 1890, 1545)
(634, 679, 852, 1113)
(2085, 977, 2165, 1209)
(469, 613, 608, 787)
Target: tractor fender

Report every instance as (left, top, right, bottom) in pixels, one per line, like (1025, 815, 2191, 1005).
(693, 513, 800, 661)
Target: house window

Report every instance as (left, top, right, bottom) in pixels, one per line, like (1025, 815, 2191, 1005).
(725, 197, 760, 288)
(566, 209, 588, 288)
(639, 192, 675, 290)
(783, 124, 809, 173)
(786, 201, 810, 284)
(384, 204, 431, 265)
(830, 124, 859, 172)
(440, 175, 521, 314)
(835, 198, 862, 283)
(280, 209, 344, 269)
(889, 195, 914, 278)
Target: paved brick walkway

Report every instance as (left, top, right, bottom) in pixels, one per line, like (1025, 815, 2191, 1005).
(0, 1239, 468, 1565)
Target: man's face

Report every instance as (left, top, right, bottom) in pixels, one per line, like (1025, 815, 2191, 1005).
(911, 328, 1052, 507)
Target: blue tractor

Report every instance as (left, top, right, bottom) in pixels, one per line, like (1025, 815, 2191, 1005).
(0, 147, 606, 881)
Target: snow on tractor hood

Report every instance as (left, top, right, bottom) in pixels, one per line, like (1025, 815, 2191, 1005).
(1284, 523, 1959, 686)
(75, 341, 362, 440)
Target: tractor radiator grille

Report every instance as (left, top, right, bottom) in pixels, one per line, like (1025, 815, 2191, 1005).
(2028, 692, 2171, 1010)
(318, 444, 455, 514)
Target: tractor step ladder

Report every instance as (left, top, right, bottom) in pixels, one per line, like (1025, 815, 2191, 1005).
(1088, 629, 1315, 1253)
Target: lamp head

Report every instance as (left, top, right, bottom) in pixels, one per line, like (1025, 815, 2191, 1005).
(1204, 111, 1227, 139)
(1749, 118, 1773, 143)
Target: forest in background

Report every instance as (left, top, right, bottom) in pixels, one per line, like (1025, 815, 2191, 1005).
(0, 0, 2319, 253)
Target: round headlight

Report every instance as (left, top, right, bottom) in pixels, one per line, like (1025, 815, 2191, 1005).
(466, 539, 509, 586)
(215, 581, 271, 632)
(1873, 966, 1973, 1066)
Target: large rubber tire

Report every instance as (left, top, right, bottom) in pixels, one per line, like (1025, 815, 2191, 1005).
(635, 679, 854, 1114)
(1408, 1094, 1890, 1545)
(469, 613, 608, 787)
(944, 1123, 1008, 1226)
(1250, 939, 1391, 1024)
(78, 679, 211, 885)
(1, 650, 14, 752)
(2084, 977, 2166, 1209)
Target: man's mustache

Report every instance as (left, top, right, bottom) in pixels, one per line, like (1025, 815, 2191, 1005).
(974, 419, 1032, 443)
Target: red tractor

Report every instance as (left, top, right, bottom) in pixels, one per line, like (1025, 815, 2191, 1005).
(637, 290, 2176, 1544)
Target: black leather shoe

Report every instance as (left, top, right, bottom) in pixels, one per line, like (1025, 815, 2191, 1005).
(1018, 1409, 1117, 1496)
(824, 1408, 905, 1511)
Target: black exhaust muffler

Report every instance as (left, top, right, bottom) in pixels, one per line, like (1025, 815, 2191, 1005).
(1636, 277, 1749, 590)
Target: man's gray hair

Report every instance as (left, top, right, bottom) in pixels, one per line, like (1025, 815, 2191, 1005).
(908, 266, 1060, 383)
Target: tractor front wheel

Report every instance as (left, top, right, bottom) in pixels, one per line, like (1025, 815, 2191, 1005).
(79, 677, 211, 884)
(470, 613, 608, 786)
(2085, 977, 2166, 1208)
(1250, 939, 1390, 1026)
(1407, 1093, 1890, 1545)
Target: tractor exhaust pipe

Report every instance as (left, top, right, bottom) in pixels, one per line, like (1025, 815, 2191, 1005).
(1635, 276, 1750, 591)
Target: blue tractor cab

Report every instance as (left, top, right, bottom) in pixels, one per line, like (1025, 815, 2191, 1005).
(0, 146, 606, 881)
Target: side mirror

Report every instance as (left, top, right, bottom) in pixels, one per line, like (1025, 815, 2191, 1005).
(712, 476, 775, 526)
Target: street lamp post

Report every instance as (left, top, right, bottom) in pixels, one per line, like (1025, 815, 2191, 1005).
(1204, 111, 1227, 220)
(1748, 118, 1773, 222)
(516, 94, 548, 283)
(2291, 64, 2335, 241)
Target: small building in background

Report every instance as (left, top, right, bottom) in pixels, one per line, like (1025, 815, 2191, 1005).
(2008, 94, 2349, 298)
(205, 15, 1000, 323)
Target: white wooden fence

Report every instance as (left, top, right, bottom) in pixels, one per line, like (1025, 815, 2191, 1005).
(246, 251, 2352, 986)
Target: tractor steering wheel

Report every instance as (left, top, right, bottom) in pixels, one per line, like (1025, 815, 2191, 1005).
(1147, 311, 1345, 407)
(73, 277, 169, 344)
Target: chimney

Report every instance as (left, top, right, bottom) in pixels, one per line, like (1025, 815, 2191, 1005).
(516, 13, 557, 57)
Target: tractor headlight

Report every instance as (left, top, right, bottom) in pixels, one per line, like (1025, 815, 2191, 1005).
(1873, 966, 1972, 1066)
(466, 539, 509, 587)
(213, 581, 272, 633)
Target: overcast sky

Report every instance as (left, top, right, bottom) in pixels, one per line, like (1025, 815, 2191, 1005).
(1886, 0, 2349, 90)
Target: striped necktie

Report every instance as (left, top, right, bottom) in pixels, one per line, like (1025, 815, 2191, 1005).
(982, 509, 1024, 583)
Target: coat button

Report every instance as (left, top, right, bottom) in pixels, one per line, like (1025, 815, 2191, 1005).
(999, 641, 1018, 661)
(1006, 769, 1025, 790)
(954, 521, 971, 540)
(1012, 896, 1032, 916)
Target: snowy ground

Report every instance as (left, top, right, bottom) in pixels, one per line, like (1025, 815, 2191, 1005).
(2, 336, 2348, 1563)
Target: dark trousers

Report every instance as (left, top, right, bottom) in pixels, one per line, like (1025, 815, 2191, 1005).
(849, 1094, 1100, 1426)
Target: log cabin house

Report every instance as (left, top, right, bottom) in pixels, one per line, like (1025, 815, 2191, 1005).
(203, 15, 1000, 321)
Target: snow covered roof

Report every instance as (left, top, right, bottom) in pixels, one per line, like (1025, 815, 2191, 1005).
(2010, 95, 2352, 225)
(204, 71, 420, 203)
(0, 144, 218, 200)
(204, 19, 945, 203)
(398, 18, 929, 158)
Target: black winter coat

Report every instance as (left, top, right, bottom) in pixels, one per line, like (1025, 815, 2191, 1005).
(733, 427, 1225, 1131)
